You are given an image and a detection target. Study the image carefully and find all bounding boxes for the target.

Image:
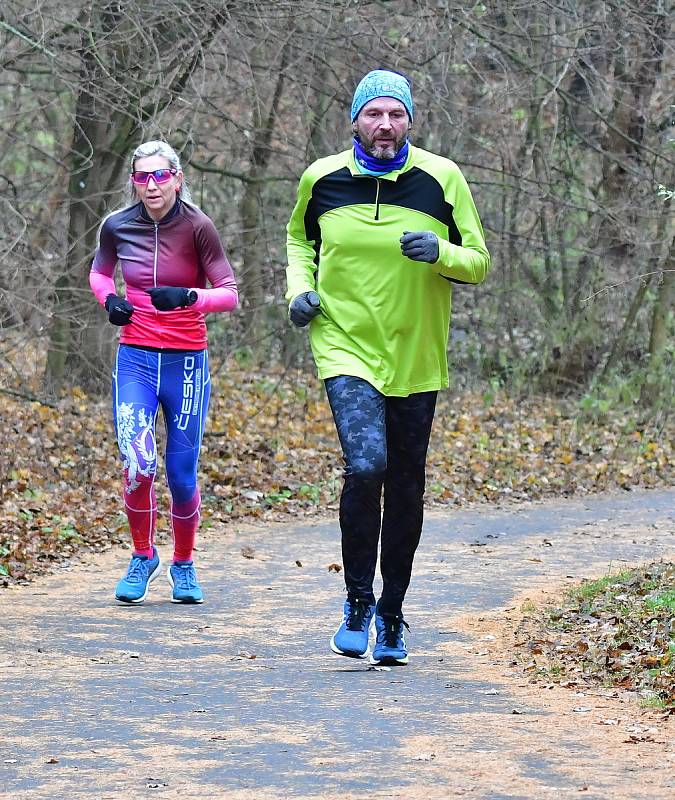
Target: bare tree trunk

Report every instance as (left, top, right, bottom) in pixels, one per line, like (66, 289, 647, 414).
(600, 276, 653, 378)
(640, 232, 673, 408)
(44, 4, 136, 394)
(238, 41, 290, 341)
(648, 240, 674, 360)
(601, 199, 672, 378)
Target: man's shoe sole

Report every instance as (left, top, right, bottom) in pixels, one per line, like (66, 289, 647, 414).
(115, 560, 161, 604)
(170, 596, 204, 604)
(369, 653, 409, 666)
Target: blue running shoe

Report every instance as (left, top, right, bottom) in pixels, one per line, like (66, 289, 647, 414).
(330, 598, 375, 658)
(370, 612, 410, 666)
(167, 561, 204, 604)
(115, 547, 161, 604)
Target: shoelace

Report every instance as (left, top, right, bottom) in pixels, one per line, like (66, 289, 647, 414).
(346, 599, 370, 630)
(381, 617, 410, 648)
(125, 556, 149, 584)
(173, 564, 197, 590)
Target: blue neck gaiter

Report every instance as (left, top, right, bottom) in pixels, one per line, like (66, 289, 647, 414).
(353, 138, 409, 176)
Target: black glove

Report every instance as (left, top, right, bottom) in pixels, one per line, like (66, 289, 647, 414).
(104, 293, 134, 326)
(289, 291, 321, 327)
(400, 230, 439, 263)
(148, 286, 196, 311)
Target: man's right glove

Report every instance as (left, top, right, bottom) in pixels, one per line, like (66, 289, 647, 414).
(400, 230, 439, 263)
(289, 291, 321, 327)
(105, 293, 134, 326)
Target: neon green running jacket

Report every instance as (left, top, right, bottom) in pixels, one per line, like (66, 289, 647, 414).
(286, 145, 490, 396)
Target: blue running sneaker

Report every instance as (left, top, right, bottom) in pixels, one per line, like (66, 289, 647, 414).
(167, 561, 204, 604)
(370, 612, 410, 666)
(115, 547, 161, 604)
(330, 598, 375, 658)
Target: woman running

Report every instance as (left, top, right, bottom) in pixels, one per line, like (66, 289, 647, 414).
(89, 140, 238, 605)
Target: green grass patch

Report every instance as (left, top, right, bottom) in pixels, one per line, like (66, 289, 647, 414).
(568, 569, 633, 602)
(514, 561, 675, 710)
(640, 696, 668, 710)
(645, 590, 675, 612)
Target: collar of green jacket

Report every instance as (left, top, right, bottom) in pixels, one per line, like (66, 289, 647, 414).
(347, 144, 414, 181)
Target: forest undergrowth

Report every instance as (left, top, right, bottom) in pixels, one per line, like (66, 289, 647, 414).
(513, 561, 674, 712)
(1, 363, 671, 584)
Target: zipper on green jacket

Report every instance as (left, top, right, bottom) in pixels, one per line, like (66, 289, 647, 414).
(374, 178, 381, 220)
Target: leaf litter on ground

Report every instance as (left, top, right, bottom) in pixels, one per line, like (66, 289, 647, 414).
(511, 561, 674, 712)
(1, 364, 672, 585)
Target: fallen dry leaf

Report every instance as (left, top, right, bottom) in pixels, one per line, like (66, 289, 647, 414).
(0, 366, 672, 587)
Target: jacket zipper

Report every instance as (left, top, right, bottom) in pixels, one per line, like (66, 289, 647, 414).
(374, 178, 381, 220)
(152, 222, 159, 288)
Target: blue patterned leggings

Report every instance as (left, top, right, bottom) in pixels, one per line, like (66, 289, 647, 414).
(324, 375, 437, 615)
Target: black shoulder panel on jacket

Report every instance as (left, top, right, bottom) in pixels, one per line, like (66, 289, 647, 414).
(304, 167, 375, 238)
(305, 166, 463, 247)
(382, 168, 461, 245)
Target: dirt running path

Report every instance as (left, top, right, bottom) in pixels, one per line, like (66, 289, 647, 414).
(1, 489, 673, 800)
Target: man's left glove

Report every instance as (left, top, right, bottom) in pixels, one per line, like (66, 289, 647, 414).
(289, 291, 321, 327)
(400, 231, 439, 263)
(148, 286, 197, 310)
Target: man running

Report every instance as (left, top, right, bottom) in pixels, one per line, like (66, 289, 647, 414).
(286, 70, 490, 665)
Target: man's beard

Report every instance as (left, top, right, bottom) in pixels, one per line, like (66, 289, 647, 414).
(359, 132, 407, 160)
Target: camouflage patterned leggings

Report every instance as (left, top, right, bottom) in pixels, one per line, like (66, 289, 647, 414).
(324, 375, 437, 616)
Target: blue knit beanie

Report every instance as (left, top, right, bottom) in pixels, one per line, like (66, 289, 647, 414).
(351, 70, 414, 122)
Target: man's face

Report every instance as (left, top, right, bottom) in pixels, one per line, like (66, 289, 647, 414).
(352, 97, 410, 159)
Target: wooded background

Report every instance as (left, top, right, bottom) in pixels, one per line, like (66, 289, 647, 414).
(1, 0, 672, 406)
